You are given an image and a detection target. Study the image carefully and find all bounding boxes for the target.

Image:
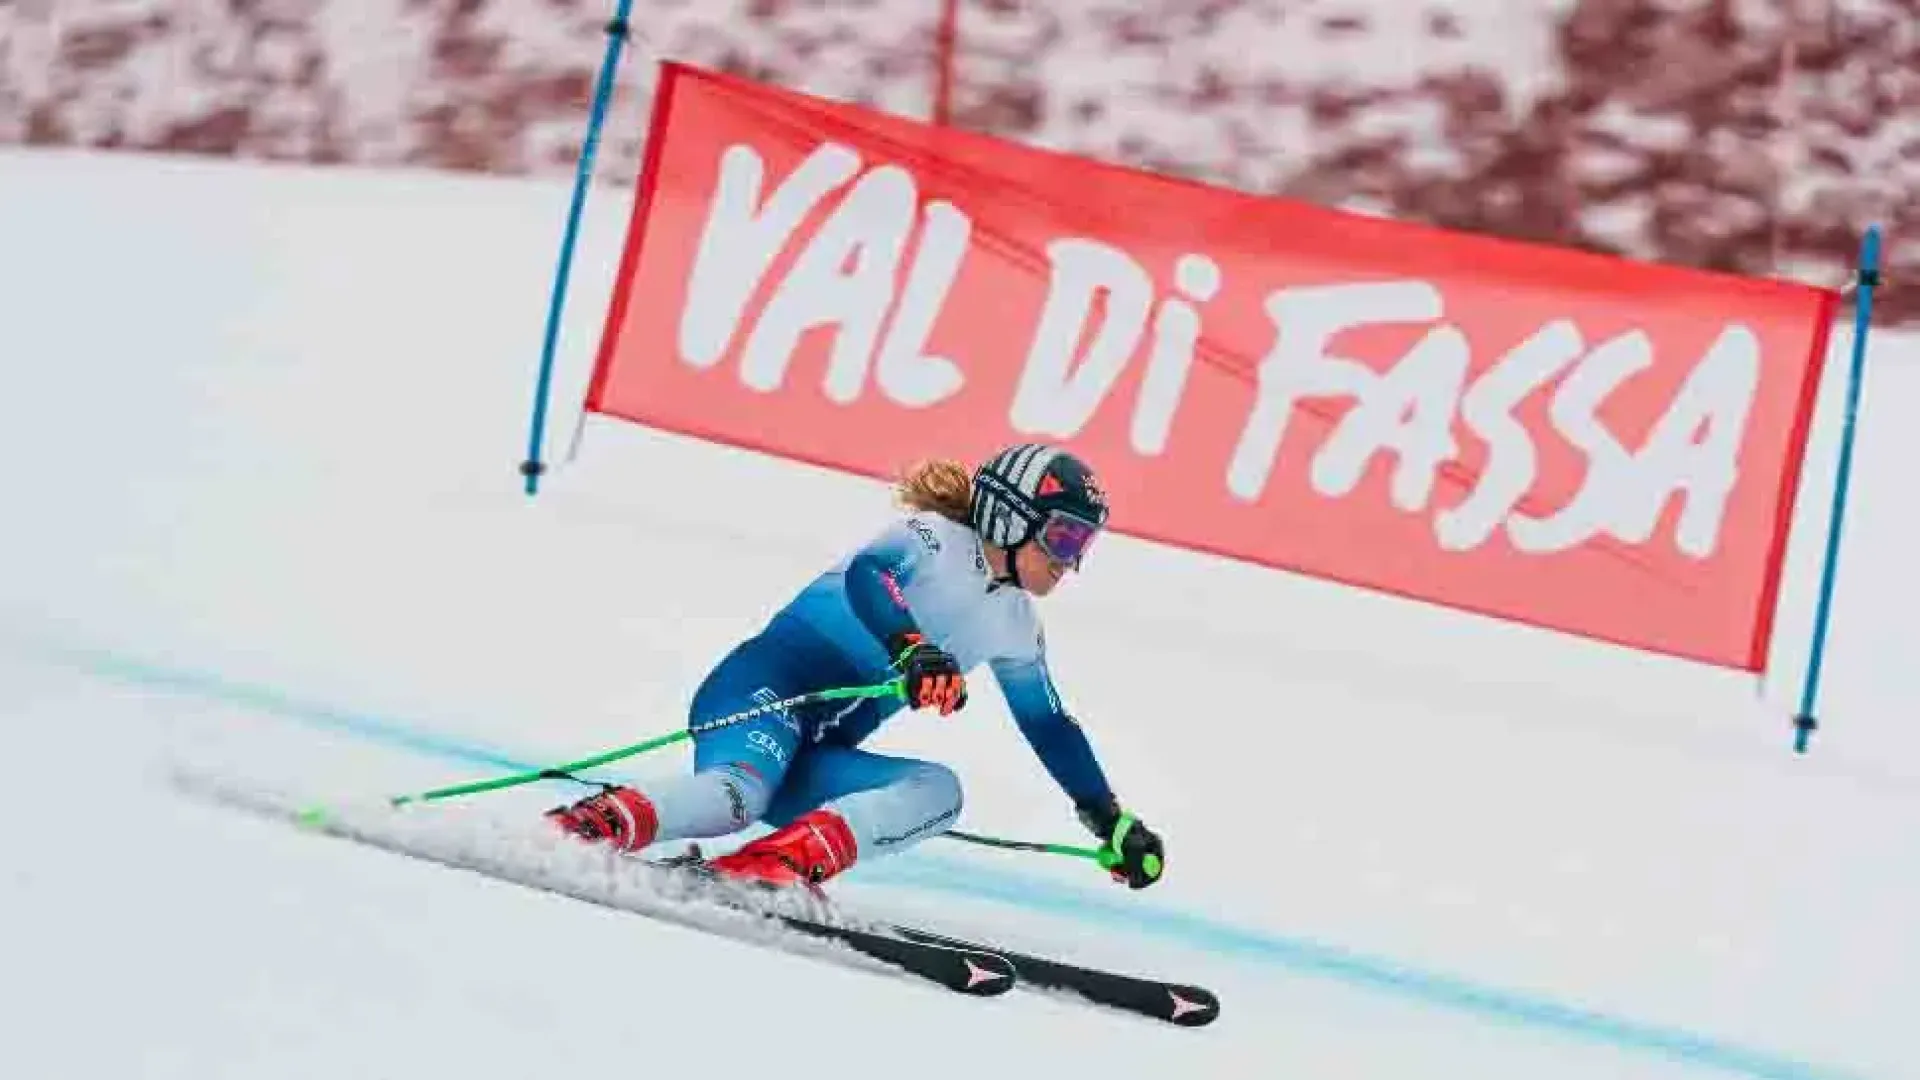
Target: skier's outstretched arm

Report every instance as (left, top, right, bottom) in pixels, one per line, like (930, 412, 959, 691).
(991, 648, 1165, 889)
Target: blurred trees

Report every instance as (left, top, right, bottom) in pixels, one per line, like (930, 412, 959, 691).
(4, 0, 1907, 320)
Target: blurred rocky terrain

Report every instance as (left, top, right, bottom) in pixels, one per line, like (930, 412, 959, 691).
(3, 0, 1910, 321)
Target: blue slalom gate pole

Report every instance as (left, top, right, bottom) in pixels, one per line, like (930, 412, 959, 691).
(521, 3, 636, 496)
(1793, 224, 1883, 753)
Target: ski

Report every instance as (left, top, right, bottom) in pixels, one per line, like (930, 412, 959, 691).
(783, 920, 1016, 996)
(888, 924, 1219, 1026)
(654, 850, 1219, 1026)
(642, 853, 1017, 997)
(717, 898, 1017, 997)
(169, 772, 1015, 998)
(171, 770, 1211, 1021)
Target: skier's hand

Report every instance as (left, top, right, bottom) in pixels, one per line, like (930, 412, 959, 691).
(1078, 797, 1165, 889)
(888, 632, 967, 715)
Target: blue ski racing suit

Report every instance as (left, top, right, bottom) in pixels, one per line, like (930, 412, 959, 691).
(642, 510, 1117, 862)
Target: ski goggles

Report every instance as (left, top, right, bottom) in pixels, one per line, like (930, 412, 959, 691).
(1032, 509, 1104, 569)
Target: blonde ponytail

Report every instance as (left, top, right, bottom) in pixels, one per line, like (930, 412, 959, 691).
(894, 458, 974, 526)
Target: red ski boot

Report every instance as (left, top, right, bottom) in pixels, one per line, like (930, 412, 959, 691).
(707, 809, 858, 889)
(545, 785, 658, 854)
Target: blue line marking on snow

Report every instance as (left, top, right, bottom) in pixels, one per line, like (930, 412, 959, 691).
(51, 641, 1862, 1080)
(43, 643, 532, 776)
(865, 861, 1849, 1080)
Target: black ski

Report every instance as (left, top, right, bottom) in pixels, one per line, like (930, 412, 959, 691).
(889, 924, 1220, 1026)
(716, 904, 1016, 997)
(172, 772, 1209, 1017)
(643, 854, 1016, 997)
(781, 920, 1016, 996)
(169, 773, 1015, 999)
(656, 852, 1219, 1027)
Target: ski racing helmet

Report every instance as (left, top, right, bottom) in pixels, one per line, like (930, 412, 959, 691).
(969, 443, 1110, 572)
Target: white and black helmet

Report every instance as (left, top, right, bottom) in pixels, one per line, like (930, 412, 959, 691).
(969, 443, 1111, 568)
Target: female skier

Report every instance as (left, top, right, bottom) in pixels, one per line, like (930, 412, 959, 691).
(544, 442, 1166, 892)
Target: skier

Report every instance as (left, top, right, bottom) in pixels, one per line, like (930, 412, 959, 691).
(545, 442, 1166, 893)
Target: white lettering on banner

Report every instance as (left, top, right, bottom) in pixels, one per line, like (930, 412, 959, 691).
(1434, 320, 1586, 550)
(681, 143, 860, 368)
(1227, 282, 1451, 505)
(1638, 327, 1762, 557)
(1503, 324, 1760, 557)
(1009, 242, 1224, 455)
(1312, 323, 1470, 512)
(875, 199, 971, 406)
(1010, 239, 1154, 436)
(1503, 329, 1656, 554)
(676, 140, 1766, 560)
(1135, 254, 1223, 454)
(678, 142, 965, 405)
(740, 162, 915, 397)
(1226, 299, 1762, 558)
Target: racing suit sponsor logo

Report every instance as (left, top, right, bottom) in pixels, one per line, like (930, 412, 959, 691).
(746, 729, 788, 764)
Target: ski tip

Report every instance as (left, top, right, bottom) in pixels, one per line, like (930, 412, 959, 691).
(1164, 985, 1220, 1027)
(957, 953, 1018, 996)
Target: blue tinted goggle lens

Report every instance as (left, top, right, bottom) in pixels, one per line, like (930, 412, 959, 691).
(1035, 512, 1101, 568)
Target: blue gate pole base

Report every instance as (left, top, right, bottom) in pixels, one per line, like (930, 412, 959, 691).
(1792, 712, 1817, 754)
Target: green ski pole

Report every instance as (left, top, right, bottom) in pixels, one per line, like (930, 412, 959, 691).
(942, 816, 1163, 881)
(941, 828, 1114, 868)
(296, 678, 904, 828)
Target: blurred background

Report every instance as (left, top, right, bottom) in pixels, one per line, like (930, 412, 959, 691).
(4, 0, 1910, 322)
(3, 10, 1916, 1077)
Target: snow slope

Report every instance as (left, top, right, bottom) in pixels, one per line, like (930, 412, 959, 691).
(1, 147, 1914, 1080)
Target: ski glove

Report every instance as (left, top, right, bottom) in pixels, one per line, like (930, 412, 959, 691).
(888, 632, 967, 716)
(1077, 796, 1165, 890)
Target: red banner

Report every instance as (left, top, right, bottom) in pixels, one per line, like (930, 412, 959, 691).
(586, 62, 1839, 671)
